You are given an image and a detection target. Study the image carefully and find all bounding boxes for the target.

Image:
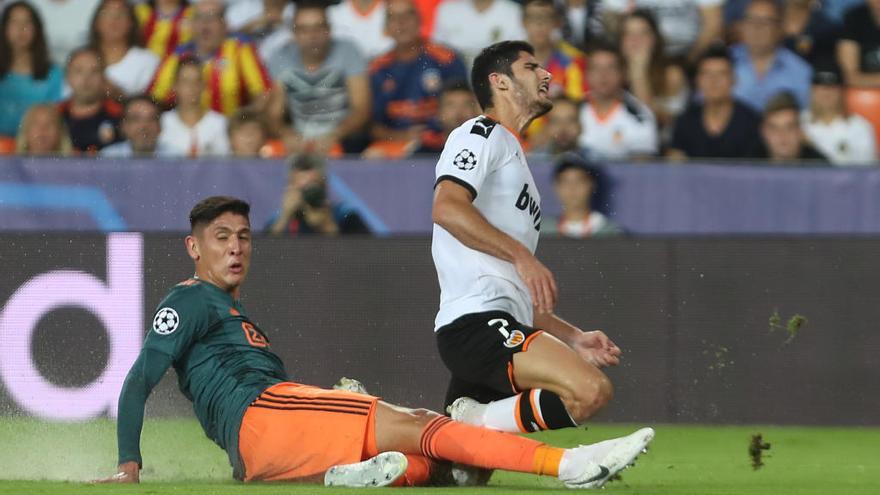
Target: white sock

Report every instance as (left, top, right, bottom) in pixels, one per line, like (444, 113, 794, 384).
(480, 394, 523, 433)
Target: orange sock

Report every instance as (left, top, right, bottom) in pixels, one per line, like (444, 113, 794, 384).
(419, 417, 563, 477)
(392, 455, 435, 486)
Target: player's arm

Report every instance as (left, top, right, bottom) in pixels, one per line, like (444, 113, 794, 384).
(93, 349, 173, 483)
(432, 180, 557, 313)
(533, 312, 621, 368)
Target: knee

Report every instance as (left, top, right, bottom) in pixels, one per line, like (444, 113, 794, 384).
(562, 374, 614, 424)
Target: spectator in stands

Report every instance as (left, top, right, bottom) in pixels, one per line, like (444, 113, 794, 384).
(267, 154, 370, 236)
(266, 1, 371, 155)
(837, 0, 880, 87)
(89, 0, 161, 99)
(243, 0, 295, 62)
(531, 96, 586, 157)
(15, 103, 73, 156)
(134, 0, 193, 58)
(329, 0, 394, 59)
(802, 63, 877, 165)
(523, 0, 588, 101)
(227, 0, 294, 40)
(600, 0, 724, 62)
(752, 92, 829, 163)
(668, 45, 762, 160)
(780, 0, 840, 65)
(228, 108, 269, 157)
(100, 95, 170, 157)
(414, 79, 480, 154)
(559, 0, 605, 50)
(822, 0, 863, 23)
(369, 0, 467, 150)
(0, 1, 63, 137)
(157, 57, 230, 156)
(432, 0, 527, 66)
(578, 44, 658, 160)
(149, 0, 273, 117)
(732, 0, 813, 112)
(60, 47, 124, 153)
(619, 9, 688, 132)
(27, 0, 101, 64)
(543, 155, 621, 238)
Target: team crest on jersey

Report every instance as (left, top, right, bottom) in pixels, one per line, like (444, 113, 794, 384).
(421, 69, 442, 93)
(153, 308, 180, 335)
(503, 329, 526, 348)
(453, 149, 477, 170)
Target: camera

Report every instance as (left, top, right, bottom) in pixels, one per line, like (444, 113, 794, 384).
(301, 183, 327, 208)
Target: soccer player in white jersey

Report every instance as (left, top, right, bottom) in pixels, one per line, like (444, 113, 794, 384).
(431, 40, 653, 487)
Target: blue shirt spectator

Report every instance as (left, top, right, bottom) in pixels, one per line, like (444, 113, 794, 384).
(731, 44, 813, 112)
(730, 1, 812, 112)
(369, 0, 467, 145)
(0, 1, 64, 137)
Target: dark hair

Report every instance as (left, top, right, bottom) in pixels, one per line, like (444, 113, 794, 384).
(189, 196, 251, 231)
(122, 94, 159, 119)
(523, 0, 561, 17)
(587, 40, 624, 69)
(294, 0, 329, 19)
(88, 0, 142, 52)
(66, 46, 104, 70)
(763, 91, 800, 118)
(228, 108, 268, 134)
(0, 1, 52, 80)
(695, 43, 732, 72)
(471, 40, 535, 110)
(288, 153, 325, 173)
(553, 154, 600, 182)
(621, 9, 667, 94)
(175, 55, 202, 82)
(441, 78, 472, 97)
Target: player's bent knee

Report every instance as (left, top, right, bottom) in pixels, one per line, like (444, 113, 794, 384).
(563, 374, 614, 423)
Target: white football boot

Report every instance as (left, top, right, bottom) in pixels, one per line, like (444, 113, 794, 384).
(559, 427, 655, 489)
(324, 451, 408, 488)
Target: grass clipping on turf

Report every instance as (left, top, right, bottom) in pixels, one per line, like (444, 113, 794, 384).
(768, 311, 808, 344)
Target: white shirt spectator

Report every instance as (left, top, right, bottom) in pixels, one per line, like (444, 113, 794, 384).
(600, 0, 723, 57)
(802, 112, 878, 166)
(158, 110, 231, 157)
(105, 47, 161, 96)
(328, 0, 394, 59)
(28, 0, 102, 65)
(578, 92, 658, 160)
(432, 0, 527, 66)
(224, 0, 294, 33)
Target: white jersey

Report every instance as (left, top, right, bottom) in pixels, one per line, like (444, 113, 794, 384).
(801, 111, 878, 166)
(328, 0, 394, 59)
(432, 116, 541, 330)
(578, 92, 658, 160)
(432, 0, 527, 67)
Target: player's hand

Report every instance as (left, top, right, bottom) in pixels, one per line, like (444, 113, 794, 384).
(513, 250, 557, 314)
(570, 330, 621, 368)
(91, 461, 140, 484)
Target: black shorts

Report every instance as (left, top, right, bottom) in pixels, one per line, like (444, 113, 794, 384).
(436, 311, 543, 409)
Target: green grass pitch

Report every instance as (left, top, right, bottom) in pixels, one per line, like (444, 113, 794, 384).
(0, 418, 878, 494)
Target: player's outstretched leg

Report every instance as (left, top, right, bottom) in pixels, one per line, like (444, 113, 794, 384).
(372, 402, 653, 489)
(451, 333, 614, 433)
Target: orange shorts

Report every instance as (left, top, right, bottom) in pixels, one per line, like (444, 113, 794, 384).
(238, 382, 380, 482)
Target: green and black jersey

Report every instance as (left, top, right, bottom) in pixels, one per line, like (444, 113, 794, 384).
(117, 278, 287, 479)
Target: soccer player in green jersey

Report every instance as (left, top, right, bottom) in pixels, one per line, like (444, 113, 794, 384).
(95, 196, 651, 488)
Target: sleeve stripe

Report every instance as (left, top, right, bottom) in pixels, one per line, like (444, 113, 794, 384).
(434, 174, 477, 200)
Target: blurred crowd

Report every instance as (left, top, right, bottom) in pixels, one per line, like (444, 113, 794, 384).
(1, 0, 880, 236)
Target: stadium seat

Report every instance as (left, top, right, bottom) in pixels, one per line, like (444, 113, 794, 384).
(0, 136, 16, 155)
(846, 88, 880, 147)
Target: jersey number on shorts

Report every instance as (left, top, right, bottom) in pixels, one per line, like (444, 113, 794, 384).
(242, 322, 269, 348)
(488, 318, 526, 349)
